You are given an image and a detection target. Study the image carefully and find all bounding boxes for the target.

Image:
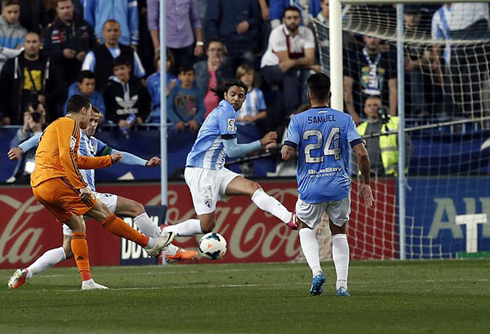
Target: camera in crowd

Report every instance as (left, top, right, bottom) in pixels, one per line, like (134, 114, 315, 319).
(377, 106, 390, 125)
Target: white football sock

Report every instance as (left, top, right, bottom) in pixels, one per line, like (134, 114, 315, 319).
(299, 228, 322, 277)
(332, 234, 349, 290)
(164, 219, 202, 236)
(251, 189, 292, 223)
(164, 244, 178, 256)
(26, 247, 66, 278)
(133, 213, 162, 238)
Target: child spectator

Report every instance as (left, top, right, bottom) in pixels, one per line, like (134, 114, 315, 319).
(0, 0, 27, 71)
(103, 56, 151, 131)
(63, 70, 106, 118)
(167, 64, 205, 133)
(147, 49, 179, 123)
(235, 63, 267, 176)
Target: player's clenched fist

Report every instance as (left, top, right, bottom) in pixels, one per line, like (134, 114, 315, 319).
(260, 131, 278, 150)
(146, 156, 161, 167)
(111, 153, 122, 164)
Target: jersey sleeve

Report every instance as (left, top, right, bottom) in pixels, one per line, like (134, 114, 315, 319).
(95, 138, 112, 156)
(57, 119, 88, 189)
(218, 103, 237, 139)
(346, 116, 362, 144)
(283, 116, 300, 148)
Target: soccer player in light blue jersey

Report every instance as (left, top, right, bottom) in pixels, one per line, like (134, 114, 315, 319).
(7, 106, 195, 289)
(281, 73, 374, 297)
(164, 80, 296, 238)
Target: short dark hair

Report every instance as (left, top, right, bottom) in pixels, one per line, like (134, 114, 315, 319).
(2, 0, 19, 7)
(91, 106, 101, 114)
(78, 70, 95, 83)
(205, 37, 223, 51)
(211, 80, 248, 101)
(55, 0, 73, 6)
(178, 64, 194, 75)
(113, 56, 131, 68)
(66, 94, 92, 114)
(306, 73, 331, 102)
(283, 6, 301, 18)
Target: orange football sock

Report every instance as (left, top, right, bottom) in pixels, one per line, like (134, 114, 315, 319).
(101, 213, 149, 247)
(71, 232, 92, 281)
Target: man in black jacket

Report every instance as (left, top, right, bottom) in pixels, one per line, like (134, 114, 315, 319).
(82, 19, 146, 92)
(0, 32, 62, 125)
(43, 0, 97, 88)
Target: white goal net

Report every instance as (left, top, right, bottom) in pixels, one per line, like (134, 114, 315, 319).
(312, 2, 490, 260)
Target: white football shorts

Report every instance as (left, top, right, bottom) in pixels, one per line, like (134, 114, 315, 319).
(63, 192, 118, 236)
(184, 166, 240, 215)
(295, 197, 351, 229)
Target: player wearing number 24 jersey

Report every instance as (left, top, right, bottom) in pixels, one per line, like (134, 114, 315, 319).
(282, 73, 374, 298)
(284, 105, 361, 203)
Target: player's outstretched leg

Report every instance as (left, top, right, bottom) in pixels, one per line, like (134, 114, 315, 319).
(299, 228, 325, 296)
(7, 247, 67, 289)
(133, 213, 198, 261)
(332, 234, 350, 296)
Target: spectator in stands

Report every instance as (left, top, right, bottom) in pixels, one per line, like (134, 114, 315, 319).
(103, 56, 151, 131)
(307, 0, 329, 75)
(82, 20, 146, 92)
(43, 0, 97, 89)
(6, 100, 46, 184)
(147, 49, 179, 124)
(0, 0, 27, 72)
(205, 0, 261, 72)
(261, 6, 317, 126)
(357, 96, 411, 177)
(194, 38, 233, 116)
(269, 0, 321, 28)
(167, 64, 205, 133)
(403, 5, 432, 118)
(83, 0, 139, 50)
(0, 0, 48, 34)
(235, 63, 267, 177)
(63, 70, 105, 118)
(0, 32, 62, 125)
(431, 2, 490, 118)
(344, 35, 397, 125)
(147, 0, 203, 72)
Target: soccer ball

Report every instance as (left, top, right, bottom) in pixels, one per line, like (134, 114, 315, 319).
(198, 232, 227, 260)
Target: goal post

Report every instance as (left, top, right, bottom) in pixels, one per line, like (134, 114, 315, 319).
(316, 0, 490, 260)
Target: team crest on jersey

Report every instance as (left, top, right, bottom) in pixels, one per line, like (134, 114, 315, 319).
(227, 119, 235, 132)
(70, 136, 76, 150)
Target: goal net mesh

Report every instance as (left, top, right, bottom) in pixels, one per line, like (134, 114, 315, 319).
(308, 3, 490, 260)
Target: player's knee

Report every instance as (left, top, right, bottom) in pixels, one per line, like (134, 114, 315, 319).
(131, 201, 145, 217)
(62, 243, 73, 259)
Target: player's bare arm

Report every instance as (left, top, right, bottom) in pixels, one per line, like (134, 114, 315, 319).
(353, 143, 374, 207)
(281, 145, 296, 161)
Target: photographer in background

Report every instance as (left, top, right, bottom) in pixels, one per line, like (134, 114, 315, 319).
(357, 95, 412, 176)
(6, 100, 46, 184)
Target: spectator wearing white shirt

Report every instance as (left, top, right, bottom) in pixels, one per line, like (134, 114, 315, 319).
(431, 2, 490, 117)
(261, 6, 319, 127)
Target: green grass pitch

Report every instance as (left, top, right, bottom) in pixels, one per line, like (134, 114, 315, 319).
(1, 260, 490, 334)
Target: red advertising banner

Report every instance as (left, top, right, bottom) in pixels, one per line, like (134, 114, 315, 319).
(0, 179, 397, 269)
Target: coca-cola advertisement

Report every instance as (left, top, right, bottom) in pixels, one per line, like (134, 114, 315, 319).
(0, 180, 397, 269)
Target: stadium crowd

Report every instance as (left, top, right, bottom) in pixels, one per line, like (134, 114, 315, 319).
(0, 0, 489, 179)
